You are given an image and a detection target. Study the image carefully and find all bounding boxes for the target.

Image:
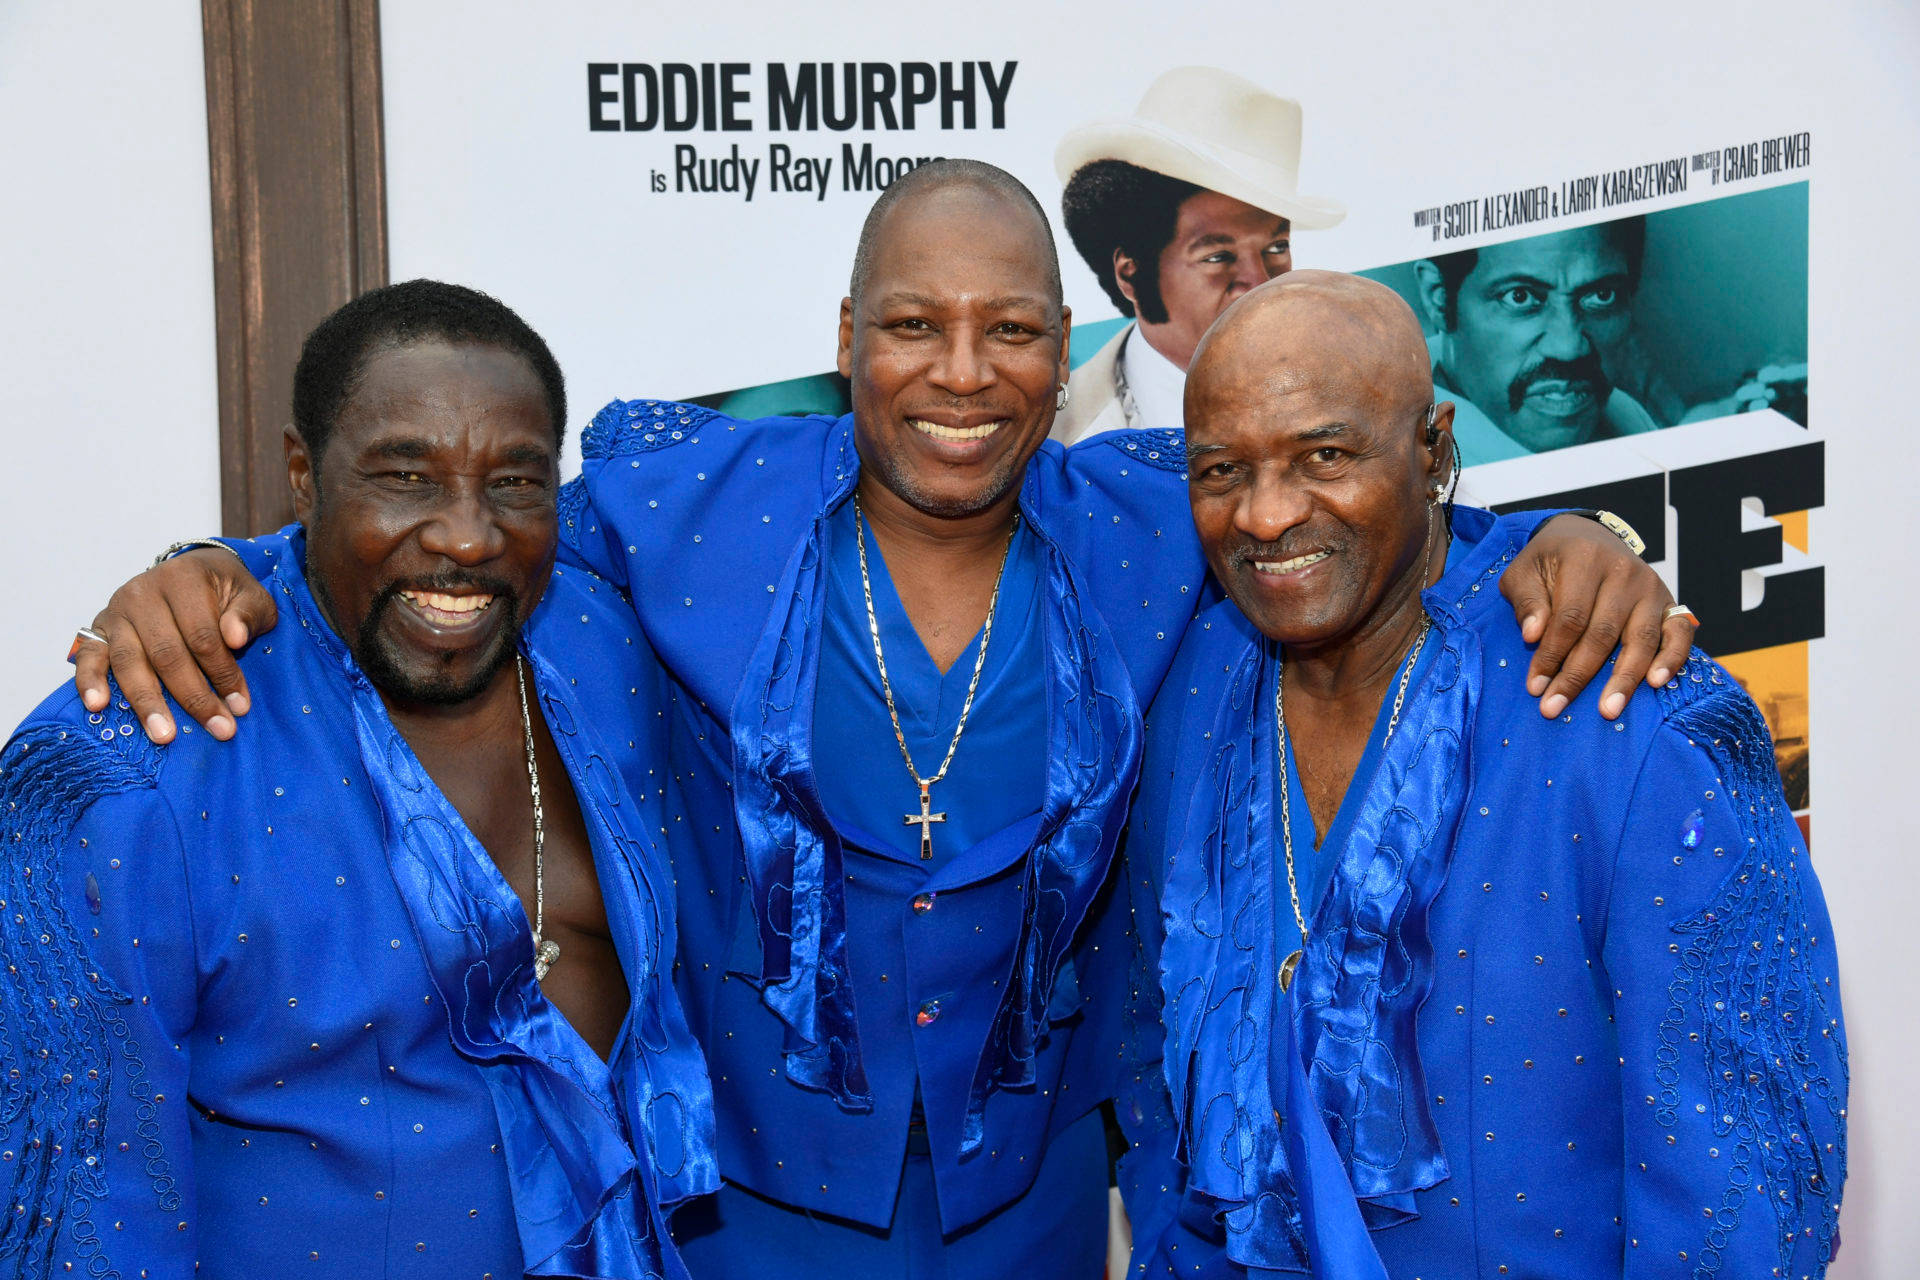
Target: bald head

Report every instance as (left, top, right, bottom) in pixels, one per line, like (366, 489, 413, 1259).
(834, 159, 1072, 528)
(848, 159, 1063, 310)
(1187, 270, 1433, 426)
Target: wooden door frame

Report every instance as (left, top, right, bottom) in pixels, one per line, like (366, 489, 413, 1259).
(202, 0, 387, 535)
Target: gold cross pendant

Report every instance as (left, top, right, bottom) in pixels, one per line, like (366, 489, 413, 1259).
(903, 780, 947, 861)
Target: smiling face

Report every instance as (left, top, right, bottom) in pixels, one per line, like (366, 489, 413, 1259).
(1185, 272, 1449, 650)
(1438, 226, 1634, 451)
(1124, 190, 1291, 371)
(290, 339, 559, 710)
(837, 181, 1070, 520)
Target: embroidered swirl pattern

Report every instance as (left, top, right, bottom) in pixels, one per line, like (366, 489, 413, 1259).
(1653, 669, 1847, 1278)
(0, 708, 176, 1280)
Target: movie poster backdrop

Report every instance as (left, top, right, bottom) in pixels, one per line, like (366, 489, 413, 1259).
(373, 0, 1855, 1263)
(544, 61, 1819, 829)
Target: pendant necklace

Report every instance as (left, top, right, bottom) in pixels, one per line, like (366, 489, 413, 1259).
(853, 496, 1018, 861)
(1274, 522, 1440, 994)
(514, 655, 561, 982)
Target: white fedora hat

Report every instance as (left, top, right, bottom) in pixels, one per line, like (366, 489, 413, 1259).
(1055, 66, 1346, 230)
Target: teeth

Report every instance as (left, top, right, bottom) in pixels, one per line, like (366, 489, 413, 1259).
(908, 418, 1006, 442)
(401, 590, 493, 615)
(1252, 551, 1331, 574)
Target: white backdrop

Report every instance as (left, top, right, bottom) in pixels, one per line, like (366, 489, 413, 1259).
(2, 1, 1914, 1274)
(376, 3, 1920, 1274)
(0, 4, 221, 730)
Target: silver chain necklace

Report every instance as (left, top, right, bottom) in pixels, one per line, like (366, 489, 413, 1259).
(1274, 520, 1438, 994)
(514, 655, 561, 982)
(852, 496, 1018, 861)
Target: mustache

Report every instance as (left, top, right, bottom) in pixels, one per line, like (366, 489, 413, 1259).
(902, 398, 1028, 418)
(1507, 352, 1609, 412)
(1226, 538, 1335, 568)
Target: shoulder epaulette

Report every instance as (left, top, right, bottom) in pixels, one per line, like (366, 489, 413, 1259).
(1650, 649, 1745, 720)
(10, 690, 168, 787)
(1095, 428, 1187, 474)
(580, 399, 720, 462)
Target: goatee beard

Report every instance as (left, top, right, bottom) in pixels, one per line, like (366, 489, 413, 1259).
(351, 578, 522, 706)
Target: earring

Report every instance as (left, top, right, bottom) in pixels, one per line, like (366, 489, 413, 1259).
(1055, 383, 1071, 411)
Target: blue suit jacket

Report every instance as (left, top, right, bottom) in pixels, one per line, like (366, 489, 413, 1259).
(1121, 506, 1848, 1278)
(553, 403, 1208, 1231)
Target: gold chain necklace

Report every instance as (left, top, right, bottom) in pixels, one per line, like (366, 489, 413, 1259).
(852, 496, 1018, 860)
(1274, 520, 1439, 993)
(514, 655, 561, 982)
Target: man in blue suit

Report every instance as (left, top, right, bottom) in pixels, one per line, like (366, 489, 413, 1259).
(1, 281, 716, 1278)
(68, 164, 1692, 1275)
(1118, 271, 1843, 1277)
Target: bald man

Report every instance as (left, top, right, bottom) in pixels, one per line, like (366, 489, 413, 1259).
(73, 175, 1688, 1276)
(1117, 272, 1847, 1278)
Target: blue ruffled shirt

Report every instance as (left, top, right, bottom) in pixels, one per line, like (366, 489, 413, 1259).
(0, 533, 716, 1279)
(1274, 541, 1457, 942)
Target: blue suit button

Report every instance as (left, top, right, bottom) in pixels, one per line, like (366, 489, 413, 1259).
(911, 893, 936, 915)
(915, 1000, 942, 1027)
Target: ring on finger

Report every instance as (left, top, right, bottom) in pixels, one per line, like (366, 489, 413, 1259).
(75, 625, 109, 646)
(1663, 604, 1696, 622)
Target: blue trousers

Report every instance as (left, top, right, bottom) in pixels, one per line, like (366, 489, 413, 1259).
(673, 1108, 1108, 1278)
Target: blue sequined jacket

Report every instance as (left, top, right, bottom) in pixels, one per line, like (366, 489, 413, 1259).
(552, 402, 1207, 1232)
(1119, 506, 1848, 1279)
(0, 534, 717, 1279)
